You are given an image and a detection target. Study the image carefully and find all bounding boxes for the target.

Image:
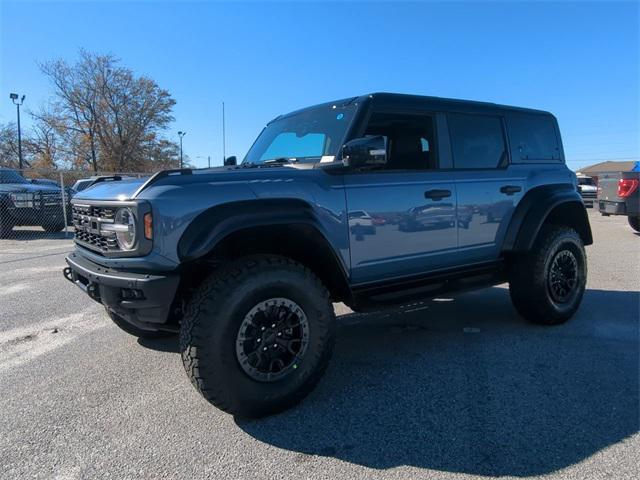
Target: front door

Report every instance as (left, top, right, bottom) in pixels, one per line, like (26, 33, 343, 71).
(343, 112, 458, 285)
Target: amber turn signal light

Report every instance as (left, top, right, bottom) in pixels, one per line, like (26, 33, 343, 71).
(144, 212, 153, 240)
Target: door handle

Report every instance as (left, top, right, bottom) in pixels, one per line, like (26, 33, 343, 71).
(424, 189, 451, 200)
(500, 185, 522, 195)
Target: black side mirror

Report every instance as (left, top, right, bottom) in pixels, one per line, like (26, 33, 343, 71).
(224, 156, 237, 166)
(342, 136, 387, 168)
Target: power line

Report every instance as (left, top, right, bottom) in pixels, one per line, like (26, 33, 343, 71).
(566, 157, 637, 162)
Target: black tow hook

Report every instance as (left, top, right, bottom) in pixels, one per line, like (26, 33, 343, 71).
(87, 283, 101, 301)
(62, 267, 74, 283)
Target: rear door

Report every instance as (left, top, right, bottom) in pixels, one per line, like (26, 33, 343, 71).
(447, 113, 525, 264)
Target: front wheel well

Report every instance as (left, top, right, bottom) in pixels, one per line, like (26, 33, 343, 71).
(192, 223, 352, 303)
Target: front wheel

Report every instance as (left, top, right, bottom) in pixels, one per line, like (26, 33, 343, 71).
(509, 226, 587, 325)
(628, 216, 640, 233)
(180, 255, 336, 418)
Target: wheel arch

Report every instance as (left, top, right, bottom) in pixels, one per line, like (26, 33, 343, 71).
(177, 199, 352, 302)
(502, 184, 593, 253)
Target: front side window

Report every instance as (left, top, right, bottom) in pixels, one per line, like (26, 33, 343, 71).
(448, 114, 507, 169)
(363, 113, 439, 170)
(244, 104, 356, 165)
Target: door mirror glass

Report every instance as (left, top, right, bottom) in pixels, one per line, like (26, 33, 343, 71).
(224, 156, 237, 166)
(342, 136, 387, 168)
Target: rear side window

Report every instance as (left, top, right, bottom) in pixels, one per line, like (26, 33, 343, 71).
(448, 114, 507, 169)
(508, 113, 561, 161)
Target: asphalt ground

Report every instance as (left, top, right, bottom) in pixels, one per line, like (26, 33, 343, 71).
(0, 210, 638, 479)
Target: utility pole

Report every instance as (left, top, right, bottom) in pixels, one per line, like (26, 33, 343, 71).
(9, 93, 25, 170)
(222, 101, 226, 162)
(208, 155, 211, 168)
(178, 131, 186, 168)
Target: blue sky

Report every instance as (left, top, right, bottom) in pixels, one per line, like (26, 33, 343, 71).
(1, 1, 638, 170)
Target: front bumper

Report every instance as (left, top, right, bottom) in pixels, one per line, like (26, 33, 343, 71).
(8, 205, 71, 226)
(63, 251, 180, 332)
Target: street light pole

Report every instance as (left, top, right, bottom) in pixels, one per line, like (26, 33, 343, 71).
(178, 131, 186, 168)
(9, 93, 25, 170)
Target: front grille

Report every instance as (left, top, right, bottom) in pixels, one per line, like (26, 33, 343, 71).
(41, 191, 63, 206)
(72, 204, 120, 254)
(581, 192, 597, 199)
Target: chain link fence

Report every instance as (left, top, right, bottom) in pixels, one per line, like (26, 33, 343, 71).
(0, 168, 147, 245)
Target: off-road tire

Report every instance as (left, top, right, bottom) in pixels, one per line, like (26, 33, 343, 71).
(509, 226, 587, 325)
(106, 307, 173, 339)
(42, 222, 66, 233)
(180, 254, 336, 418)
(628, 216, 640, 233)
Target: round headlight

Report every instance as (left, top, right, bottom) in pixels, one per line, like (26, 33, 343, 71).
(115, 208, 136, 250)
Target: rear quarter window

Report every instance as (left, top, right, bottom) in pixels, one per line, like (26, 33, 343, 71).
(507, 113, 562, 162)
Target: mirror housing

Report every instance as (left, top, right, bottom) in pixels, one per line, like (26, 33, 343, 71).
(224, 156, 237, 166)
(341, 136, 387, 168)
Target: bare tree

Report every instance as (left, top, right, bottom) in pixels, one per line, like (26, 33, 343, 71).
(39, 50, 177, 173)
(0, 122, 21, 168)
(39, 51, 103, 171)
(95, 60, 176, 171)
(25, 118, 60, 169)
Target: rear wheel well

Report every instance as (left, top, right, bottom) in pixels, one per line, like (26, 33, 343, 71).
(192, 223, 351, 303)
(541, 202, 593, 246)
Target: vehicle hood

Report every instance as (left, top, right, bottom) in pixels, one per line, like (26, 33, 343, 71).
(71, 165, 312, 201)
(0, 183, 61, 194)
(72, 178, 146, 201)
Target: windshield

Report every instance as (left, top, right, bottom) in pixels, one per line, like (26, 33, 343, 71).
(0, 169, 28, 184)
(578, 177, 594, 186)
(243, 104, 357, 165)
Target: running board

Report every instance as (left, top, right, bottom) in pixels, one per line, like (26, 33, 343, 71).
(351, 261, 506, 309)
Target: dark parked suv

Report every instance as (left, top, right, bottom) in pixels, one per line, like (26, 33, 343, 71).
(0, 167, 71, 237)
(63, 93, 592, 417)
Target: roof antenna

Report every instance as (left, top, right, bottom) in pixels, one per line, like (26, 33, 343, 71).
(222, 101, 226, 162)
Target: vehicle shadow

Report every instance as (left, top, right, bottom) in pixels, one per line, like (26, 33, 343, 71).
(236, 287, 639, 477)
(137, 335, 179, 353)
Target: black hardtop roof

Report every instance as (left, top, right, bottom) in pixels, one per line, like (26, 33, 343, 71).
(276, 92, 552, 121)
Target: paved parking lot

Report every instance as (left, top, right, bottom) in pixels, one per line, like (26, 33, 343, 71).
(0, 210, 638, 479)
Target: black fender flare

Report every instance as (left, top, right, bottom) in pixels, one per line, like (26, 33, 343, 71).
(177, 198, 348, 273)
(502, 184, 593, 253)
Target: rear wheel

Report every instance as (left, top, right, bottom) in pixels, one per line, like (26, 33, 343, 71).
(628, 216, 640, 233)
(509, 226, 587, 325)
(106, 308, 173, 339)
(180, 254, 336, 418)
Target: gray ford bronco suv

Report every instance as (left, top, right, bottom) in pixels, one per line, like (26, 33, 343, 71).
(63, 93, 592, 417)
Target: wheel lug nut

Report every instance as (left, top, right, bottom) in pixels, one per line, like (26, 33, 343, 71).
(277, 332, 282, 337)
(273, 344, 277, 348)
(263, 347, 267, 351)
(271, 324, 276, 328)
(261, 326, 266, 331)
(256, 338, 261, 343)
